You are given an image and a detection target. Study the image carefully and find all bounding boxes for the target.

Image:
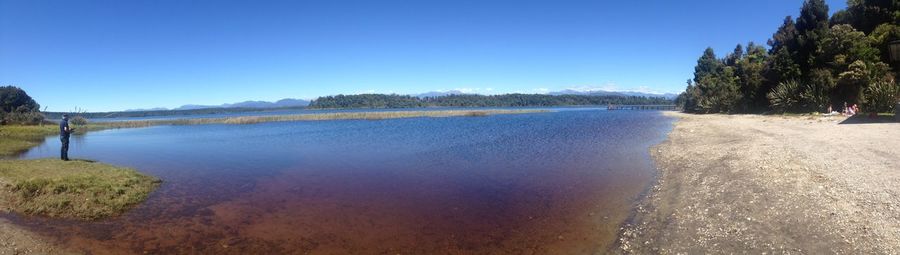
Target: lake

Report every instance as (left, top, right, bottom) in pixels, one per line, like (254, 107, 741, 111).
(12, 109, 672, 254)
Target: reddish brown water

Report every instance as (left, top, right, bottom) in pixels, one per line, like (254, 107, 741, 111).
(14, 110, 672, 254)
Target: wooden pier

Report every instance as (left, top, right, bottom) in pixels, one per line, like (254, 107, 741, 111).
(607, 104, 678, 111)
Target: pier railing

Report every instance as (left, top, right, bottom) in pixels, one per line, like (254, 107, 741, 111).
(607, 104, 678, 111)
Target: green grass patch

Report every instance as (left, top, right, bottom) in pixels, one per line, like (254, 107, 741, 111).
(0, 125, 60, 157)
(0, 159, 160, 220)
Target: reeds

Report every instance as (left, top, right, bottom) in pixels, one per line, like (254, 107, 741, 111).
(94, 109, 548, 127)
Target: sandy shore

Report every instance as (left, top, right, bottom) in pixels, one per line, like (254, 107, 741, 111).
(618, 112, 900, 253)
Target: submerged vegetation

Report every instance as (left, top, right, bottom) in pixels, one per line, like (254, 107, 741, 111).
(0, 159, 160, 220)
(677, 0, 900, 114)
(308, 93, 672, 109)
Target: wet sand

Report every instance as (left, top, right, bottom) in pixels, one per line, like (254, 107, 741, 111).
(619, 112, 900, 253)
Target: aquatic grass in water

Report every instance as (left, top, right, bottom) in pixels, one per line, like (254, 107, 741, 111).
(102, 109, 547, 126)
(0, 110, 546, 156)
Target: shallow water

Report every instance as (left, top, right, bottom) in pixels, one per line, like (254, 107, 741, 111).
(13, 109, 672, 254)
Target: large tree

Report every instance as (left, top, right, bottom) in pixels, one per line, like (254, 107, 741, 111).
(795, 0, 832, 74)
(844, 0, 898, 34)
(736, 42, 770, 110)
(687, 48, 743, 113)
(680, 0, 899, 114)
(0, 86, 40, 113)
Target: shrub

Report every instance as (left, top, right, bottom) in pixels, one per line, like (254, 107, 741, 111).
(0, 86, 40, 113)
(70, 115, 89, 125)
(863, 79, 900, 113)
(803, 69, 836, 112)
(2, 111, 46, 125)
(768, 80, 802, 112)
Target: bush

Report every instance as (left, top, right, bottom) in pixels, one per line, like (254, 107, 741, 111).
(0, 86, 39, 113)
(863, 79, 900, 113)
(69, 115, 89, 125)
(2, 111, 46, 125)
(803, 69, 835, 112)
(768, 80, 802, 113)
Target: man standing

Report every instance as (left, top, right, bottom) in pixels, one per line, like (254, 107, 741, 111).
(59, 114, 72, 161)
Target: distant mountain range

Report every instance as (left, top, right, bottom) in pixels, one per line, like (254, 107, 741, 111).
(414, 89, 678, 100)
(546, 89, 679, 99)
(126, 98, 310, 112)
(413, 90, 473, 98)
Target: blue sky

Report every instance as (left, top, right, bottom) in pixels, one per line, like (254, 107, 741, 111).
(1, 0, 846, 112)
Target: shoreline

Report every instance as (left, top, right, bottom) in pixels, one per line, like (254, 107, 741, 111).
(617, 112, 900, 253)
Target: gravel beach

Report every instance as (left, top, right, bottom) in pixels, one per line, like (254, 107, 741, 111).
(0, 218, 74, 255)
(618, 112, 900, 254)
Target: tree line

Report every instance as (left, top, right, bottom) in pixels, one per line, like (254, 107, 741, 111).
(308, 93, 673, 109)
(678, 0, 899, 114)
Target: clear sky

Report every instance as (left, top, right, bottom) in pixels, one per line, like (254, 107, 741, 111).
(1, 0, 847, 112)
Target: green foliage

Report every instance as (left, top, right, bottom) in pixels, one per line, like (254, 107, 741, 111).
(768, 80, 803, 112)
(310, 94, 422, 109)
(803, 68, 836, 111)
(819, 24, 880, 72)
(0, 159, 161, 220)
(868, 23, 900, 68)
(682, 0, 899, 114)
(0, 86, 44, 125)
(844, 0, 897, 34)
(678, 79, 702, 112)
(737, 43, 770, 110)
(70, 115, 89, 125)
(769, 16, 799, 53)
(829, 10, 853, 26)
(863, 79, 900, 113)
(0, 125, 59, 156)
(837, 60, 893, 107)
(683, 47, 747, 113)
(800, 69, 835, 112)
(768, 47, 803, 85)
(0, 86, 39, 113)
(696, 66, 742, 113)
(3, 111, 46, 125)
(796, 0, 830, 34)
(308, 93, 672, 109)
(693, 48, 724, 84)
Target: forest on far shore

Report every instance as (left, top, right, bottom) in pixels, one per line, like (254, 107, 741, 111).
(308, 93, 672, 109)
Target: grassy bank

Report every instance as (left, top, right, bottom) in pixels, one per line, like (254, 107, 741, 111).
(0, 125, 60, 157)
(0, 159, 160, 220)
